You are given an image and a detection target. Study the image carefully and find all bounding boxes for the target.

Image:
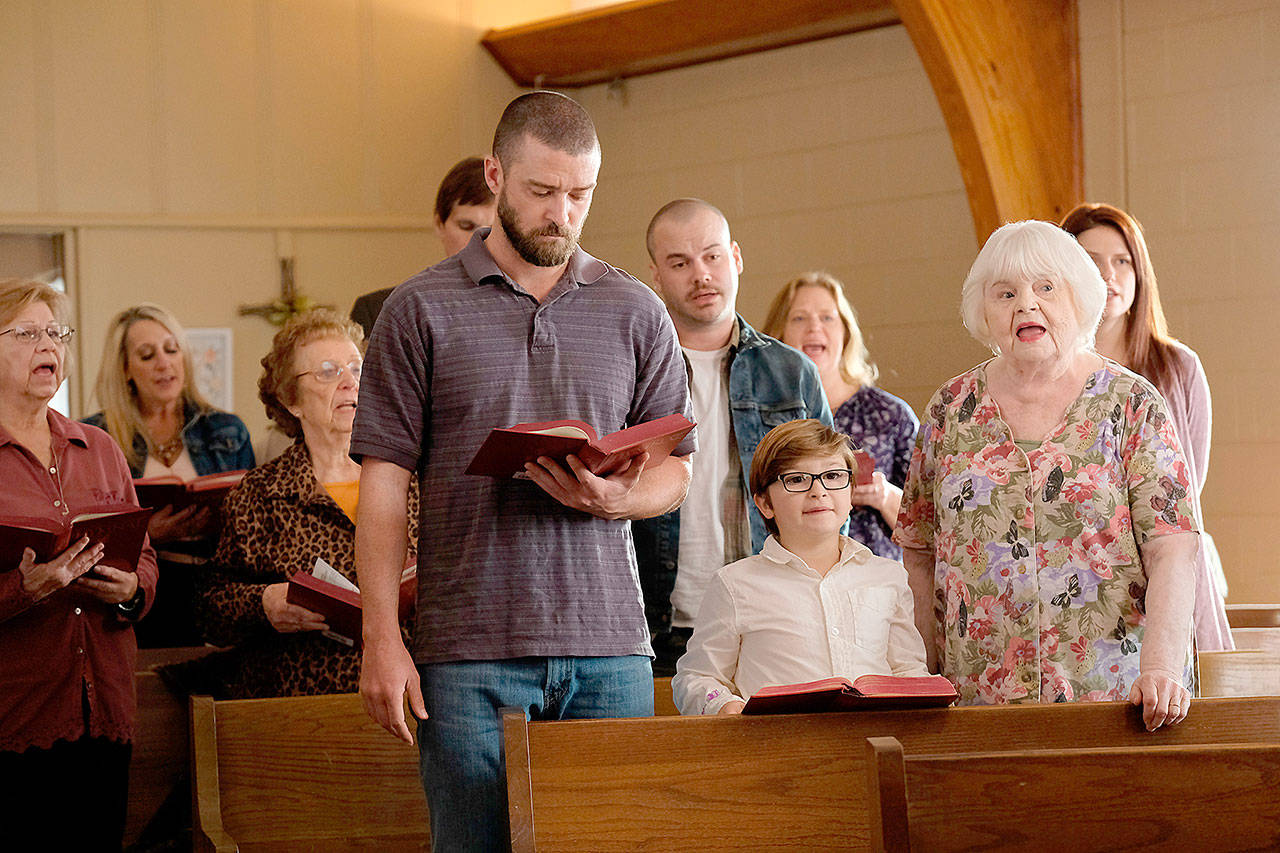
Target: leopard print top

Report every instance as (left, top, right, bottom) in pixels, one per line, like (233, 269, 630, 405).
(196, 442, 419, 698)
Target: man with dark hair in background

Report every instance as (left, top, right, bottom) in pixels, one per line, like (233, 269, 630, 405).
(349, 156, 496, 338)
(352, 92, 693, 851)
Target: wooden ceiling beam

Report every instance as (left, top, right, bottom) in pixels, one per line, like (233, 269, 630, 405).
(481, 0, 901, 88)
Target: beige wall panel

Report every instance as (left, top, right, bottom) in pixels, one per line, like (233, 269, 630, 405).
(261, 0, 365, 215)
(288, 228, 437, 318)
(1106, 0, 1280, 601)
(47, 0, 156, 212)
(0, 1, 41, 211)
(155, 0, 262, 215)
(576, 25, 979, 431)
(74, 227, 279, 442)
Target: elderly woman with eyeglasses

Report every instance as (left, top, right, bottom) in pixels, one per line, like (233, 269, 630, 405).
(190, 309, 418, 698)
(895, 221, 1199, 731)
(0, 279, 158, 849)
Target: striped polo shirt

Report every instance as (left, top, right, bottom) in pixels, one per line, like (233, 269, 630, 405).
(351, 230, 695, 663)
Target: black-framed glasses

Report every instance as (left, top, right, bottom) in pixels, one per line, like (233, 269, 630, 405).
(777, 468, 853, 492)
(294, 359, 362, 383)
(0, 324, 75, 345)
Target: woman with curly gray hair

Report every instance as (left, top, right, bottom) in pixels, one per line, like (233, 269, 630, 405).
(193, 309, 418, 698)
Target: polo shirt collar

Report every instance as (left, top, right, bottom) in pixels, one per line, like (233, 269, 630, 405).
(459, 226, 605, 293)
(0, 407, 89, 451)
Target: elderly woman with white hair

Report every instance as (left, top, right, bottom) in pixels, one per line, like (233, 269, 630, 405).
(895, 220, 1199, 731)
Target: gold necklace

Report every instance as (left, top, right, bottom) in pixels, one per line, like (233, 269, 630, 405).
(150, 433, 185, 467)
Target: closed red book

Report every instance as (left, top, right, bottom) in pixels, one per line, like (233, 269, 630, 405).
(742, 674, 958, 714)
(0, 505, 155, 573)
(133, 469, 247, 510)
(285, 570, 417, 648)
(464, 413, 695, 479)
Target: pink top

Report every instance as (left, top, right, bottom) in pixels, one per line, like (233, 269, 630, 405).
(1155, 342, 1232, 651)
(0, 410, 158, 752)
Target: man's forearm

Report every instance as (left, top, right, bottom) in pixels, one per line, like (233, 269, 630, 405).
(356, 458, 413, 644)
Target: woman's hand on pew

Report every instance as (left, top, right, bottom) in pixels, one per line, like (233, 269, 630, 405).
(360, 637, 427, 744)
(1128, 669, 1191, 730)
(717, 700, 746, 715)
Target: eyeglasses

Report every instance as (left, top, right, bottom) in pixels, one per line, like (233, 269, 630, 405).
(294, 359, 362, 383)
(0, 324, 75, 345)
(777, 469, 853, 492)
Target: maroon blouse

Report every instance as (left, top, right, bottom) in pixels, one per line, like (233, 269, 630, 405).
(0, 411, 158, 753)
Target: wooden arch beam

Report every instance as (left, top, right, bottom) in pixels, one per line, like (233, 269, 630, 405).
(892, 0, 1083, 243)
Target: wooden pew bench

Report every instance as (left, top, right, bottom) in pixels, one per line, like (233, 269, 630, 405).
(190, 692, 429, 852)
(1225, 603, 1280, 628)
(127, 646, 219, 847)
(870, 737, 1280, 851)
(1200, 649, 1280, 697)
(501, 696, 1280, 852)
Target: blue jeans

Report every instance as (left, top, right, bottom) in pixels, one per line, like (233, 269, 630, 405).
(415, 655, 653, 852)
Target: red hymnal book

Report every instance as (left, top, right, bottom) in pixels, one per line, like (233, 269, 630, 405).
(464, 413, 695, 479)
(285, 571, 417, 648)
(133, 469, 247, 510)
(852, 449, 875, 486)
(0, 505, 155, 573)
(742, 674, 958, 715)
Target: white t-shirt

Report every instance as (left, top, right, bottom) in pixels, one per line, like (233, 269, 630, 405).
(672, 535, 930, 715)
(671, 345, 732, 627)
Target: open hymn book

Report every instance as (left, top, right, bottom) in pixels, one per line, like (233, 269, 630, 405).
(285, 558, 416, 648)
(0, 505, 155, 573)
(133, 469, 247, 510)
(464, 413, 695, 479)
(742, 674, 958, 714)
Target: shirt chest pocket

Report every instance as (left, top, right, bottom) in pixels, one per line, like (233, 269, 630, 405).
(847, 585, 898, 653)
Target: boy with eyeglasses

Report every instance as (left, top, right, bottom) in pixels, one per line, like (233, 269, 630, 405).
(672, 419, 930, 715)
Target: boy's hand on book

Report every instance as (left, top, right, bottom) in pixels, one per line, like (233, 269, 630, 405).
(263, 582, 330, 633)
(523, 451, 650, 521)
(75, 562, 139, 605)
(18, 537, 103, 602)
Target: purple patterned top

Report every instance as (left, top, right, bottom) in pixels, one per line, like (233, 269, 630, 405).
(832, 385, 919, 559)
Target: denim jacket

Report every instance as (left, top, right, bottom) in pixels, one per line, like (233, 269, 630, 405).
(634, 315, 832, 635)
(83, 400, 255, 478)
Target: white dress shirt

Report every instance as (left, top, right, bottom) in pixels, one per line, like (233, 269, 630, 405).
(672, 534, 929, 715)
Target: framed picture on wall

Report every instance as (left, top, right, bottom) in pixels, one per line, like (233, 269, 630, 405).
(186, 327, 233, 412)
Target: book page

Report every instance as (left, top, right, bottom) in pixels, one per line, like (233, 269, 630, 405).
(528, 425, 591, 439)
(313, 557, 359, 593)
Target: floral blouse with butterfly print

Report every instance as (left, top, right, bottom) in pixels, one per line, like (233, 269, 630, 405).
(894, 359, 1198, 706)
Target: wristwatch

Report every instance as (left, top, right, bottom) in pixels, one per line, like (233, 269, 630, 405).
(117, 587, 146, 619)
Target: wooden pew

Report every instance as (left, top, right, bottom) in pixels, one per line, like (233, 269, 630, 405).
(1230, 626, 1280, 653)
(871, 737, 1280, 851)
(652, 676, 678, 716)
(1225, 603, 1280, 628)
(502, 697, 1280, 853)
(190, 692, 429, 852)
(126, 646, 219, 847)
(1200, 649, 1280, 697)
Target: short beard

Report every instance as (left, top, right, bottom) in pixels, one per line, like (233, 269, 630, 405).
(497, 192, 581, 267)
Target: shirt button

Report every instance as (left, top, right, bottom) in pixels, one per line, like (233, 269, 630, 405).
(54, 500, 61, 507)
(77, 647, 84, 655)
(49, 467, 57, 474)
(74, 607, 82, 615)
(830, 627, 840, 636)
